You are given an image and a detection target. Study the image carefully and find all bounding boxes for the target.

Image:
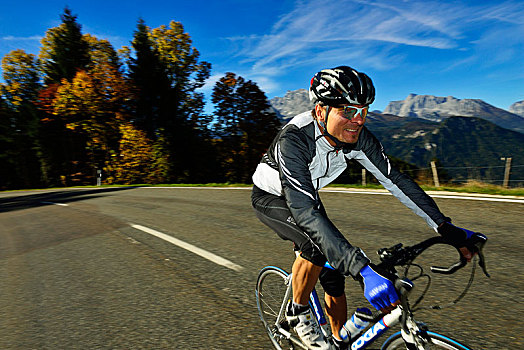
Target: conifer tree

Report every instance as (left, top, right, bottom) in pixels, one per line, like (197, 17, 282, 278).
(126, 20, 212, 182)
(39, 7, 90, 85)
(128, 19, 170, 140)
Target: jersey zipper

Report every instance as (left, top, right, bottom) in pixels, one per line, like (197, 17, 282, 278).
(316, 149, 338, 191)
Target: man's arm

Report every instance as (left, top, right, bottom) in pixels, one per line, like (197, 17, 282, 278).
(350, 128, 449, 230)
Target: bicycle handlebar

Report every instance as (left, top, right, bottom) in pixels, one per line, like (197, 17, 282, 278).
(377, 235, 490, 278)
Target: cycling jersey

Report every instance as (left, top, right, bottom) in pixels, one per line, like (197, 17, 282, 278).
(252, 111, 449, 278)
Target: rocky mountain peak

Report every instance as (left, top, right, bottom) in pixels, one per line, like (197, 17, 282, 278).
(509, 100, 524, 117)
(269, 89, 313, 120)
(383, 94, 524, 132)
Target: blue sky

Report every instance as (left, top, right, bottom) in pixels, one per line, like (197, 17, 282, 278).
(0, 0, 523, 112)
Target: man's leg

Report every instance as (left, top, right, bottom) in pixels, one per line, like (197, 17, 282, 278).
(292, 254, 323, 305)
(287, 255, 334, 349)
(325, 293, 347, 339)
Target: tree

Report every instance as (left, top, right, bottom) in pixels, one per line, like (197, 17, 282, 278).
(39, 7, 90, 85)
(0, 97, 15, 189)
(126, 20, 213, 182)
(107, 122, 158, 184)
(127, 19, 170, 140)
(211, 73, 281, 182)
(49, 35, 133, 184)
(0, 49, 44, 188)
(35, 7, 93, 186)
(1, 49, 41, 109)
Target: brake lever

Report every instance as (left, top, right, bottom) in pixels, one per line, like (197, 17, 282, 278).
(430, 236, 490, 277)
(475, 239, 490, 278)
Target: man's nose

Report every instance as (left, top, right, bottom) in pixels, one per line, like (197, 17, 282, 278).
(352, 113, 365, 124)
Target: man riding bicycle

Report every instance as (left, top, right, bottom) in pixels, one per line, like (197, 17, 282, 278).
(251, 66, 486, 350)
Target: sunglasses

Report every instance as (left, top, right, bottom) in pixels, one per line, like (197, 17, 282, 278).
(339, 105, 368, 120)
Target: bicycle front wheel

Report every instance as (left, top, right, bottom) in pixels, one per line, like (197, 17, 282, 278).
(255, 266, 294, 350)
(381, 331, 473, 350)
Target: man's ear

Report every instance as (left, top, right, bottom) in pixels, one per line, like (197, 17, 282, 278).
(315, 104, 324, 121)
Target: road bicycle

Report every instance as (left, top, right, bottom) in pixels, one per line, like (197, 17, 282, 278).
(255, 235, 489, 350)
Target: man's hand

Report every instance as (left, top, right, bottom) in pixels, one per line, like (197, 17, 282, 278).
(438, 222, 488, 261)
(359, 264, 399, 313)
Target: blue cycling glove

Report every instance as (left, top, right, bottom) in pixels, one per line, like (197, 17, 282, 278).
(359, 264, 399, 311)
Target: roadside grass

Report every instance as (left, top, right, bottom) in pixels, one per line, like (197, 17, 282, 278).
(3, 181, 523, 196)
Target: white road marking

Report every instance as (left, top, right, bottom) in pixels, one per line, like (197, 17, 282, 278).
(138, 186, 524, 203)
(41, 201, 69, 206)
(129, 224, 244, 272)
(425, 194, 524, 203)
(320, 189, 524, 203)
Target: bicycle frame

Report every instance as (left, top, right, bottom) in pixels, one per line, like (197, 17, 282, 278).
(272, 268, 402, 350)
(260, 236, 486, 350)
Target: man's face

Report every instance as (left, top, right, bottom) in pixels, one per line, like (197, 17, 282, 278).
(316, 104, 367, 144)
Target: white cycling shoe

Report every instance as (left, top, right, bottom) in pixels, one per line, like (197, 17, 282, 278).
(286, 304, 334, 350)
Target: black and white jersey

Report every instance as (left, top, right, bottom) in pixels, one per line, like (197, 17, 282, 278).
(252, 111, 448, 277)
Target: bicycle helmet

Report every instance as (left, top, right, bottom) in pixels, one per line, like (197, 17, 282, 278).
(309, 66, 375, 107)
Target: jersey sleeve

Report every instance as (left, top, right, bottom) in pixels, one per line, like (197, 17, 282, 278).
(351, 128, 449, 230)
(277, 127, 370, 277)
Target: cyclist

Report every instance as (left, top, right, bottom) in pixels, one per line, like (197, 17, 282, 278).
(251, 66, 486, 350)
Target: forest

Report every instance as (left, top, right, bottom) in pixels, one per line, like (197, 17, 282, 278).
(0, 8, 282, 190)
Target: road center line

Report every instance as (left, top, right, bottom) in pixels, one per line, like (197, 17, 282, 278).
(129, 224, 244, 272)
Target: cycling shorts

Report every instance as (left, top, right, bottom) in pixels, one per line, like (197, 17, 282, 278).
(252, 185, 345, 297)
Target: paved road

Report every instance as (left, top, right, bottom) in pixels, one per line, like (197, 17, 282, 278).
(0, 187, 522, 349)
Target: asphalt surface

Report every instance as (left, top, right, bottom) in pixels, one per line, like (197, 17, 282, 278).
(0, 187, 522, 349)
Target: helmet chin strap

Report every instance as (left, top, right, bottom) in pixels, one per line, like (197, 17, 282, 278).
(317, 105, 345, 149)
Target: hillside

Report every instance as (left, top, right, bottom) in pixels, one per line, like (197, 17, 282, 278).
(368, 116, 524, 185)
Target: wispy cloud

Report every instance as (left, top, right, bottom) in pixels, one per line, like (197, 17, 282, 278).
(229, 0, 523, 89)
(1, 35, 42, 41)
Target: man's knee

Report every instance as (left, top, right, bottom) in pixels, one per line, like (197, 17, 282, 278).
(319, 268, 346, 297)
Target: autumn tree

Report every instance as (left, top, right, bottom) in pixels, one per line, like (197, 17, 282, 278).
(49, 35, 134, 184)
(35, 8, 94, 185)
(0, 49, 44, 188)
(211, 73, 281, 182)
(106, 122, 156, 184)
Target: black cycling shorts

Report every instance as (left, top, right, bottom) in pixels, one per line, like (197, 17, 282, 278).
(252, 185, 345, 297)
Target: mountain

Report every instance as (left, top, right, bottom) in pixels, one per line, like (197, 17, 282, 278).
(509, 100, 524, 118)
(269, 89, 313, 120)
(383, 94, 524, 133)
